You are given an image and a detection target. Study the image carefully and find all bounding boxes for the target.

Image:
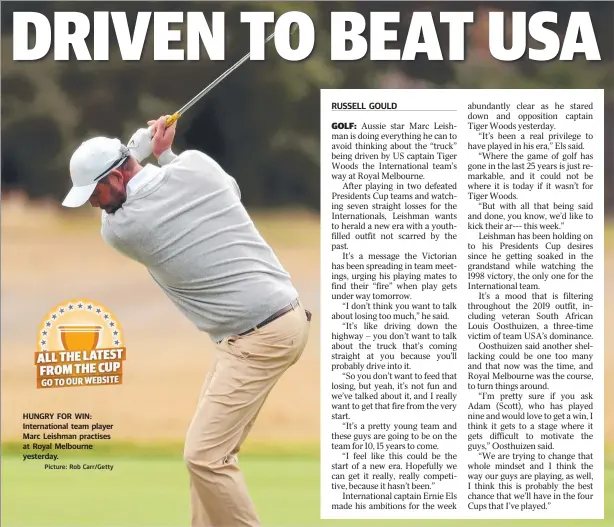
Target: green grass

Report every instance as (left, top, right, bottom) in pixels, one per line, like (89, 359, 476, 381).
(1, 448, 613, 527)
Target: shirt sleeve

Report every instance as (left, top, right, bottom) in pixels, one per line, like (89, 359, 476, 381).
(226, 173, 241, 199)
(158, 149, 177, 166)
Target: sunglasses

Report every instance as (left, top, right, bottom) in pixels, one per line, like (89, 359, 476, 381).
(93, 145, 130, 182)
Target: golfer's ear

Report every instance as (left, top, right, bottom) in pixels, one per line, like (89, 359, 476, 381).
(108, 169, 122, 182)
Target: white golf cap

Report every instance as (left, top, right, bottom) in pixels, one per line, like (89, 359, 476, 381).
(62, 137, 130, 208)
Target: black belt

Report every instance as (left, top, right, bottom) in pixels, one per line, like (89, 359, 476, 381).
(237, 298, 301, 337)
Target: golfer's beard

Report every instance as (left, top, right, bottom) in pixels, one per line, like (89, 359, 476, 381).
(106, 191, 126, 214)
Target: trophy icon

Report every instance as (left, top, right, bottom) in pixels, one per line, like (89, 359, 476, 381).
(57, 325, 103, 352)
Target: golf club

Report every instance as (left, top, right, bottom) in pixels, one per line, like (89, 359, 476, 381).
(154, 24, 297, 132)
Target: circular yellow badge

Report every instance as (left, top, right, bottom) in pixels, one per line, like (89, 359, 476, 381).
(35, 299, 126, 389)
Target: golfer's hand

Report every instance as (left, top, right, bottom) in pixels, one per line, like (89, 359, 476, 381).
(127, 128, 153, 162)
(148, 115, 176, 158)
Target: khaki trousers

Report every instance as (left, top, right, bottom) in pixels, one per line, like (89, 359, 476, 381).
(184, 301, 311, 527)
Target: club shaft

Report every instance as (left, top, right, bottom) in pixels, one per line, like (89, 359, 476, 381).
(176, 32, 276, 116)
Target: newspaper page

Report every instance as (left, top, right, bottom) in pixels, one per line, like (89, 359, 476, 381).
(1, 2, 611, 527)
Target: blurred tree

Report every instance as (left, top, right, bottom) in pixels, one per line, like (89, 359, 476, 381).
(1, 1, 612, 211)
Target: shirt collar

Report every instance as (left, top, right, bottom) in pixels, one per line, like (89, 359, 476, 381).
(126, 164, 162, 198)
(101, 164, 163, 222)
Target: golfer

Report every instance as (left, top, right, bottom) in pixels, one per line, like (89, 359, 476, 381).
(62, 116, 312, 527)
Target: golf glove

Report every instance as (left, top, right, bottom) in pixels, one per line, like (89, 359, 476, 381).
(127, 127, 153, 162)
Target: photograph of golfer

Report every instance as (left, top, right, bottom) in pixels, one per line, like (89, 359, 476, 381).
(2, 1, 613, 526)
(62, 113, 312, 527)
